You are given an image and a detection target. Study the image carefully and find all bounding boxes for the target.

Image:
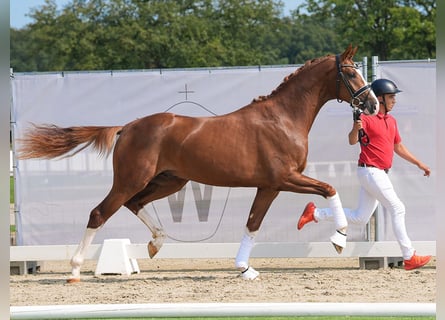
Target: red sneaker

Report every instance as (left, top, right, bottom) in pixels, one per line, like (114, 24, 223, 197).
(297, 202, 317, 230)
(404, 252, 432, 271)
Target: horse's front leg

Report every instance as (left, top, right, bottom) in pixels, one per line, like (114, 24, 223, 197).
(235, 188, 279, 280)
(282, 172, 348, 253)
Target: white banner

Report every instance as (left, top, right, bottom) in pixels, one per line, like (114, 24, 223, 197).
(11, 62, 435, 246)
(374, 61, 436, 242)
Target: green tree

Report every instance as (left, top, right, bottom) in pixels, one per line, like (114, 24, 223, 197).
(294, 0, 436, 60)
(279, 14, 343, 64)
(11, 0, 289, 71)
(10, 0, 435, 72)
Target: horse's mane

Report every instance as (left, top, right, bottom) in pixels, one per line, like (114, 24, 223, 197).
(252, 54, 332, 103)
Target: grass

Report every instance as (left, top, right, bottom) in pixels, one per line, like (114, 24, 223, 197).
(10, 176, 15, 233)
(77, 317, 434, 320)
(10, 175, 14, 203)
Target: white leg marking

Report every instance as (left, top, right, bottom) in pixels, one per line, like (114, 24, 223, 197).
(327, 192, 348, 230)
(327, 192, 348, 254)
(240, 266, 260, 280)
(330, 229, 347, 253)
(137, 207, 165, 257)
(69, 227, 98, 282)
(235, 228, 259, 280)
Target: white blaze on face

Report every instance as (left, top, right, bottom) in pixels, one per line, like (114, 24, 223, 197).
(356, 67, 378, 115)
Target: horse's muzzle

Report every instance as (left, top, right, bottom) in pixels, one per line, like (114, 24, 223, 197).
(350, 84, 378, 116)
(358, 87, 378, 116)
(363, 98, 378, 115)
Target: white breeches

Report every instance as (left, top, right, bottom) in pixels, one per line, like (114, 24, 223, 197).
(315, 167, 414, 259)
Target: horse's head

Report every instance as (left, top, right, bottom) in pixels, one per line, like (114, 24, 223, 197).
(335, 45, 378, 116)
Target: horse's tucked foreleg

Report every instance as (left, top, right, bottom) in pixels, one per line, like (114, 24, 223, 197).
(136, 208, 166, 258)
(327, 192, 348, 253)
(282, 172, 348, 253)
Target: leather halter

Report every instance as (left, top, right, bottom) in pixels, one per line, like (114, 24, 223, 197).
(335, 54, 371, 108)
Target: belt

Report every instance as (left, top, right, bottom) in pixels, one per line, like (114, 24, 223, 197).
(358, 163, 389, 173)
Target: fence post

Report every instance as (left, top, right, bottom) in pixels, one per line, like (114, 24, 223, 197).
(362, 57, 368, 81)
(371, 56, 378, 81)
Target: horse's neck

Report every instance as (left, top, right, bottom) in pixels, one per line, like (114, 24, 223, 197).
(275, 75, 332, 133)
(244, 58, 336, 134)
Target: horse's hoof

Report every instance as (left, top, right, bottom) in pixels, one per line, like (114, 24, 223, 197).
(66, 278, 81, 284)
(148, 242, 158, 258)
(240, 266, 259, 280)
(330, 229, 346, 254)
(332, 243, 343, 254)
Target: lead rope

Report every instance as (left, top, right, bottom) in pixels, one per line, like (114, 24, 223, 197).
(353, 108, 370, 147)
(336, 54, 371, 147)
(358, 128, 370, 146)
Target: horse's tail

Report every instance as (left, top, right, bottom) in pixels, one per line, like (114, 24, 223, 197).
(17, 124, 124, 160)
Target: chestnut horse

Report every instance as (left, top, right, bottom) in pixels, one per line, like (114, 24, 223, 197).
(18, 45, 378, 282)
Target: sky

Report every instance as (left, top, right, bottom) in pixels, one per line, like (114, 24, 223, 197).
(10, 0, 303, 29)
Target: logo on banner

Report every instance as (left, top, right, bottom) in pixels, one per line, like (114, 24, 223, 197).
(168, 181, 212, 222)
(163, 83, 218, 116)
(152, 181, 231, 241)
(150, 83, 227, 241)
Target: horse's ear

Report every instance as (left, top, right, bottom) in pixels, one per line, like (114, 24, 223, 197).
(351, 46, 358, 57)
(341, 44, 358, 61)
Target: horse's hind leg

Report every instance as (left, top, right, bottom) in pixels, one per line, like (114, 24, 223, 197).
(68, 189, 134, 283)
(124, 172, 188, 258)
(69, 227, 98, 283)
(235, 188, 279, 280)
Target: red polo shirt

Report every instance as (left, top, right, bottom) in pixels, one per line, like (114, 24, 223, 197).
(358, 112, 401, 170)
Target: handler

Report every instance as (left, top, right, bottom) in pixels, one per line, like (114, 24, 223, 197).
(297, 78, 431, 270)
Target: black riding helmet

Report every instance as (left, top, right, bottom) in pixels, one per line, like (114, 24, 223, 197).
(371, 78, 402, 97)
